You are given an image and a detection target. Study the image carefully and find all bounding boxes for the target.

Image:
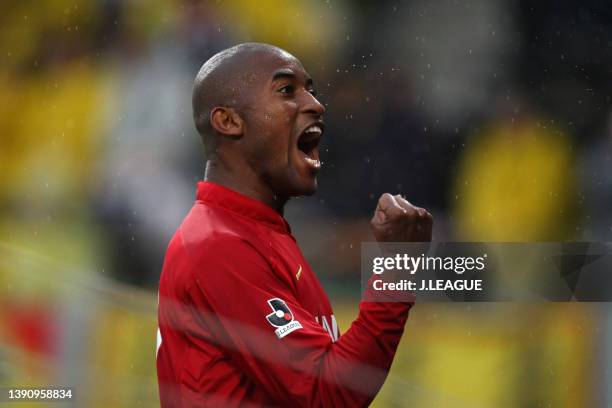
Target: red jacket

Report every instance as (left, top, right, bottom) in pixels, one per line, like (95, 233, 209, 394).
(157, 182, 412, 407)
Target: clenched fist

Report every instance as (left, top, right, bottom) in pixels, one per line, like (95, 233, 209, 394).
(370, 193, 433, 242)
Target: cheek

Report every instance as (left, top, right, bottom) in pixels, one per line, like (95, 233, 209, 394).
(246, 100, 298, 167)
(262, 104, 298, 149)
(251, 118, 291, 167)
(265, 102, 297, 126)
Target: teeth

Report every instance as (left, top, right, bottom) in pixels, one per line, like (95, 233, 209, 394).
(305, 125, 322, 134)
(304, 156, 321, 168)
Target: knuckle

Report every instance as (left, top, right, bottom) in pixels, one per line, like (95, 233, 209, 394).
(397, 207, 411, 217)
(379, 193, 392, 202)
(395, 194, 408, 204)
(406, 206, 419, 217)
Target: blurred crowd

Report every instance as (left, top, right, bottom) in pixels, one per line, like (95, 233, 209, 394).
(1, 1, 611, 406)
(1, 0, 611, 287)
(1, 0, 611, 288)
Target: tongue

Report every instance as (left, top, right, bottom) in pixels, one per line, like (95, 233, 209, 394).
(311, 146, 319, 161)
(303, 147, 320, 169)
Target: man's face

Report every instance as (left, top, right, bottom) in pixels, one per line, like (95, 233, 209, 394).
(241, 50, 325, 199)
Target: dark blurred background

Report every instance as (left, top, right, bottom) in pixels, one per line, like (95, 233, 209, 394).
(0, 1, 611, 407)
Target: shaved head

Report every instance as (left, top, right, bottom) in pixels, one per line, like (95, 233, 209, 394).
(192, 43, 297, 155)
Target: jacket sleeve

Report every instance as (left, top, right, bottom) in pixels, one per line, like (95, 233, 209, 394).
(186, 236, 412, 407)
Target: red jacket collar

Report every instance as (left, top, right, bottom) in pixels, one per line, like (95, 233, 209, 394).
(196, 181, 291, 234)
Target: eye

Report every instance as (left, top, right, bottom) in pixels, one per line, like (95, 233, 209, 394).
(278, 85, 294, 94)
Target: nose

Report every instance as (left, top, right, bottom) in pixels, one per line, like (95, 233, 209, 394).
(301, 91, 326, 116)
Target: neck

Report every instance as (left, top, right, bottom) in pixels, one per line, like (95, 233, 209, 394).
(204, 160, 287, 214)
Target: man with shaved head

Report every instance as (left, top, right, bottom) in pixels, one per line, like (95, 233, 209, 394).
(157, 43, 432, 407)
(192, 43, 325, 206)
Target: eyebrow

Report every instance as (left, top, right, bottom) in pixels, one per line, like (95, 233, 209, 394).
(272, 69, 314, 87)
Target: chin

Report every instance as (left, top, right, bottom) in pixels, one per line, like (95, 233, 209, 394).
(290, 178, 318, 197)
(302, 186, 317, 196)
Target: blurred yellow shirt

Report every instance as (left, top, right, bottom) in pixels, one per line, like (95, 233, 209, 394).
(0, 61, 109, 206)
(453, 119, 576, 241)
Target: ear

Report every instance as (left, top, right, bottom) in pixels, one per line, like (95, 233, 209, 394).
(210, 107, 243, 138)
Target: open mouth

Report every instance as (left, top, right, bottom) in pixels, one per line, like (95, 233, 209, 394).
(297, 123, 323, 169)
